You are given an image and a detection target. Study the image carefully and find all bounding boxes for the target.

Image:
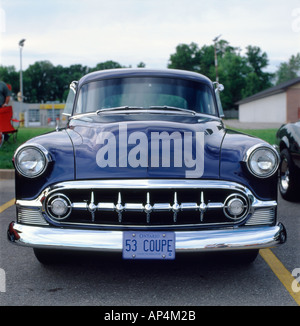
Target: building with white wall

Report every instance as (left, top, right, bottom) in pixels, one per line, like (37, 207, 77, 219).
(237, 77, 300, 124)
(10, 101, 66, 127)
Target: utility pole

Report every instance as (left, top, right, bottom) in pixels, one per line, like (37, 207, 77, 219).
(18, 39, 26, 103)
(213, 35, 221, 82)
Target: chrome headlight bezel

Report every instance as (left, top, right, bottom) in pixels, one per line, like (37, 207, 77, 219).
(14, 144, 52, 178)
(244, 144, 280, 179)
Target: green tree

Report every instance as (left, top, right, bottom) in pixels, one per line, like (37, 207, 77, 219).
(245, 46, 269, 74)
(198, 44, 215, 79)
(242, 46, 273, 98)
(23, 61, 62, 103)
(168, 40, 275, 109)
(60, 64, 91, 101)
(275, 53, 300, 84)
(168, 40, 247, 109)
(66, 64, 90, 80)
(22, 60, 127, 103)
(91, 60, 124, 72)
(0, 65, 19, 98)
(215, 39, 237, 57)
(218, 51, 248, 110)
(168, 40, 238, 80)
(137, 62, 146, 68)
(168, 42, 202, 72)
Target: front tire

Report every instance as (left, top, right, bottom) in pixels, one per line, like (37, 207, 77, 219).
(279, 149, 299, 201)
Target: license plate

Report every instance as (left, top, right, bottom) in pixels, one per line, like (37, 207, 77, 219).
(123, 231, 175, 260)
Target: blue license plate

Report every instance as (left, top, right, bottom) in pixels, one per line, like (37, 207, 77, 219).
(123, 231, 175, 260)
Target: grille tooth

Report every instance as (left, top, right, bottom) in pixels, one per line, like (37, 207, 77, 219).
(172, 192, 180, 223)
(115, 192, 124, 223)
(144, 192, 152, 224)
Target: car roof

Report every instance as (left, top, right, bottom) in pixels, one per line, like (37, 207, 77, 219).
(78, 68, 213, 87)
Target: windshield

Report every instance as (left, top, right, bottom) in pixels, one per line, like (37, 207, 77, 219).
(75, 77, 217, 116)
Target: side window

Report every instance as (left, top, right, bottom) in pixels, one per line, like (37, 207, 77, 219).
(64, 81, 78, 116)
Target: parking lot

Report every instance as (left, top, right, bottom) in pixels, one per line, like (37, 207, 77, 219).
(0, 177, 299, 306)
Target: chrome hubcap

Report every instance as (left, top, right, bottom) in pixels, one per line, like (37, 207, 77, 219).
(280, 158, 290, 192)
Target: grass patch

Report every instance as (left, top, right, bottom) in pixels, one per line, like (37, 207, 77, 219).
(231, 128, 278, 145)
(0, 127, 54, 169)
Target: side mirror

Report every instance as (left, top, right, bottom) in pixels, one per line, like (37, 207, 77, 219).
(217, 83, 224, 92)
(70, 81, 78, 93)
(213, 82, 225, 118)
(213, 82, 224, 92)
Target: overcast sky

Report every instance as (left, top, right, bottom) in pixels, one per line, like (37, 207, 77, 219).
(0, 0, 300, 73)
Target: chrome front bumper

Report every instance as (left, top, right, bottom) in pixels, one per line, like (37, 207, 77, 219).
(7, 222, 286, 252)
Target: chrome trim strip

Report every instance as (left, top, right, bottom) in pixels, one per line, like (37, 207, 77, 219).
(16, 199, 43, 208)
(8, 222, 286, 252)
(33, 220, 239, 229)
(49, 179, 250, 192)
(18, 179, 252, 208)
(17, 180, 242, 207)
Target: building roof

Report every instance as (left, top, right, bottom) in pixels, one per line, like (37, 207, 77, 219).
(236, 77, 300, 105)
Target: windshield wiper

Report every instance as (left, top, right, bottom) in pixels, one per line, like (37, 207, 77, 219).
(149, 106, 196, 115)
(96, 106, 197, 115)
(97, 106, 142, 114)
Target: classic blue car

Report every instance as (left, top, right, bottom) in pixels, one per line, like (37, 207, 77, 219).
(277, 121, 300, 201)
(8, 69, 286, 264)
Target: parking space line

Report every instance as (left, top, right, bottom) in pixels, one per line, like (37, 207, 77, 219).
(260, 249, 300, 306)
(0, 198, 15, 214)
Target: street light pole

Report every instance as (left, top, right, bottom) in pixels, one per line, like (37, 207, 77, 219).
(213, 35, 221, 83)
(18, 39, 26, 102)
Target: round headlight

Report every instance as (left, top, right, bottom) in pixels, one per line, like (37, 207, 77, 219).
(15, 144, 51, 178)
(246, 145, 279, 178)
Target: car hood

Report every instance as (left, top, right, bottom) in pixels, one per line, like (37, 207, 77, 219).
(67, 114, 225, 180)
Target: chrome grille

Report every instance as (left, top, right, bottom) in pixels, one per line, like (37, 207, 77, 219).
(17, 207, 49, 226)
(43, 187, 250, 228)
(16, 180, 277, 229)
(245, 208, 275, 226)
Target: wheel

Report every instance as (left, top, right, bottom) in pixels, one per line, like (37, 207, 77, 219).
(279, 149, 300, 201)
